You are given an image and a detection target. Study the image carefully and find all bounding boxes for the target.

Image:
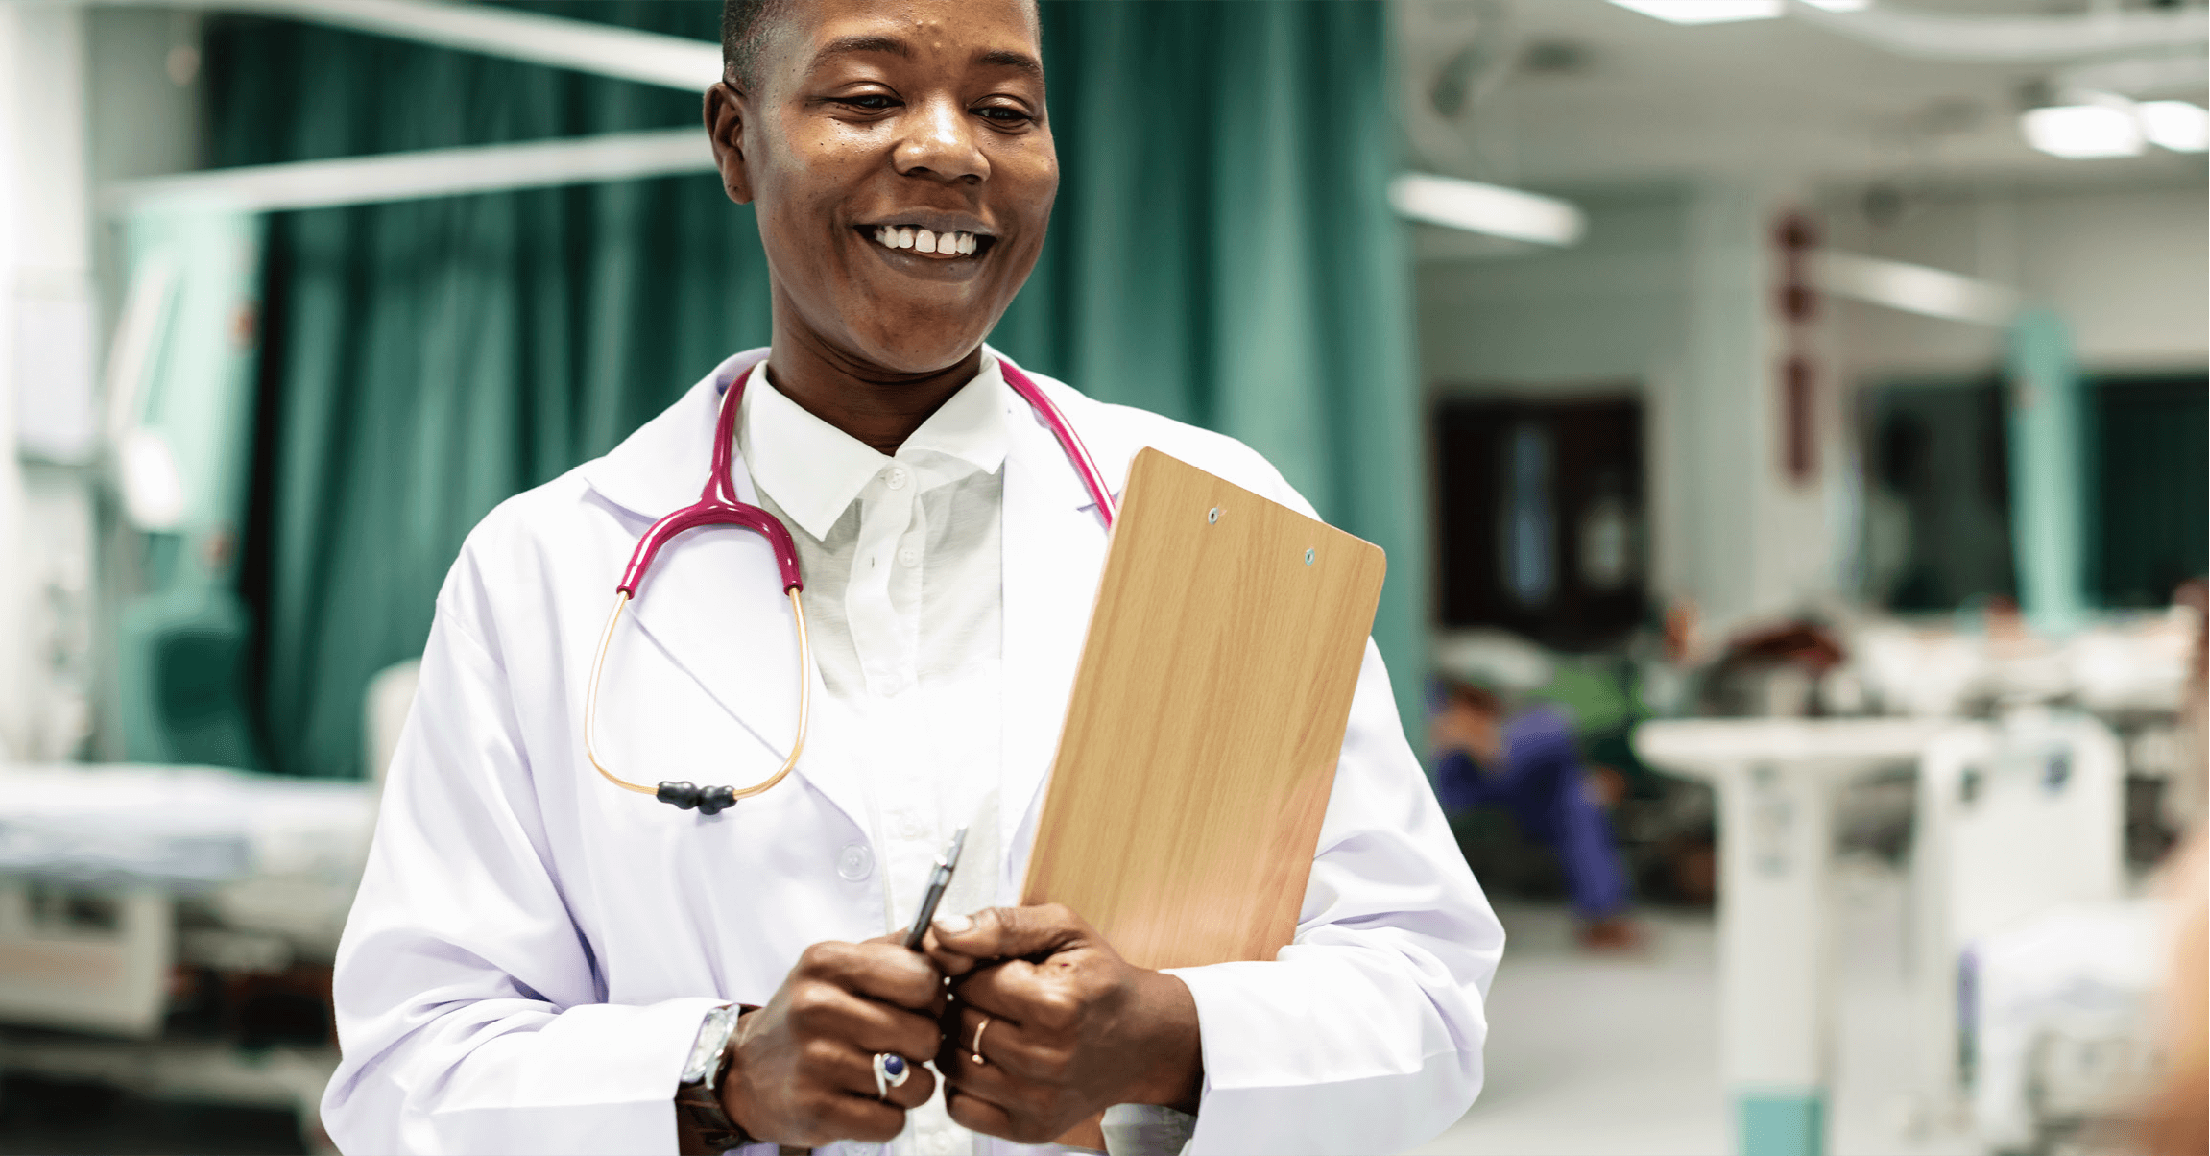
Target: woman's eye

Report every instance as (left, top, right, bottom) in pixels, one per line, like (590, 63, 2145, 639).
(977, 106, 1031, 125)
(838, 94, 899, 112)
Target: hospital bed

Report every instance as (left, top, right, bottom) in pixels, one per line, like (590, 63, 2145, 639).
(0, 663, 411, 1152)
(1639, 707, 2151, 1156)
(1908, 710, 2161, 1153)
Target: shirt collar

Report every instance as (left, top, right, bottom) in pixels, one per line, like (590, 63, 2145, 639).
(738, 357, 1011, 541)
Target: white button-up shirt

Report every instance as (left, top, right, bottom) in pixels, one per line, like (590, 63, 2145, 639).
(739, 359, 1009, 936)
(740, 360, 1024, 1153)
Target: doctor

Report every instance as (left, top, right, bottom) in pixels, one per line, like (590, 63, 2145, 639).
(321, 0, 1502, 1153)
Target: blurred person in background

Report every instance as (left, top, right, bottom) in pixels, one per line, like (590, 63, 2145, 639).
(1696, 619, 1848, 719)
(1432, 681, 1639, 949)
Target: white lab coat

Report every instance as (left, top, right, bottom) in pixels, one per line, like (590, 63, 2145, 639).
(322, 348, 1503, 1156)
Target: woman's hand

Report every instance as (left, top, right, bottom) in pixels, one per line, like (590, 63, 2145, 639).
(721, 935, 945, 1146)
(925, 904, 1203, 1143)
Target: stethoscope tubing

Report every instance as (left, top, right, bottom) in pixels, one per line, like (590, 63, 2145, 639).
(585, 355, 1112, 812)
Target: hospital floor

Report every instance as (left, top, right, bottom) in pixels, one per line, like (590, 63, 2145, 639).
(0, 863, 1973, 1156)
(1411, 858, 1980, 1156)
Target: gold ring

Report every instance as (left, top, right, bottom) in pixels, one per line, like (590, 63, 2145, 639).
(971, 1017, 989, 1065)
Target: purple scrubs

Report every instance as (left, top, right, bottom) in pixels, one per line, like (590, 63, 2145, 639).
(1435, 705, 1630, 920)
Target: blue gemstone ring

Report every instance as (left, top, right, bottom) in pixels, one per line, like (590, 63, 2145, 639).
(872, 1052, 910, 1100)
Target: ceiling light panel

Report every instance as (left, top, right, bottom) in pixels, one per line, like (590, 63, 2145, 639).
(1389, 174, 1587, 247)
(2021, 104, 2146, 159)
(2138, 100, 2210, 153)
(1607, 0, 1783, 26)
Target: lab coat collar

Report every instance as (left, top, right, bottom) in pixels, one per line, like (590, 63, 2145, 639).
(580, 348, 1043, 524)
(579, 347, 770, 522)
(986, 345, 1120, 516)
(989, 348, 1124, 890)
(741, 356, 1012, 543)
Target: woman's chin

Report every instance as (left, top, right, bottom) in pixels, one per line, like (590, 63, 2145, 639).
(846, 327, 995, 379)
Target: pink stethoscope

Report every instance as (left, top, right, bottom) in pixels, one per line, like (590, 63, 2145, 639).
(584, 355, 1119, 815)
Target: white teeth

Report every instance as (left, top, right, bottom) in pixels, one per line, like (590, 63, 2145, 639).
(872, 227, 982, 255)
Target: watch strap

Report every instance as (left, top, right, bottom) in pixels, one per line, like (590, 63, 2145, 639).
(673, 1060, 752, 1154)
(675, 1006, 760, 1154)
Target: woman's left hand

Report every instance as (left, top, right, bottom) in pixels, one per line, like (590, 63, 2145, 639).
(924, 904, 1203, 1143)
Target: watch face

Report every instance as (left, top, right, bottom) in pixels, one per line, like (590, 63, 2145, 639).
(682, 1006, 740, 1084)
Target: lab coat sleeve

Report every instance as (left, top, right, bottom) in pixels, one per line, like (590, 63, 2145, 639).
(1164, 641, 1504, 1156)
(321, 569, 723, 1155)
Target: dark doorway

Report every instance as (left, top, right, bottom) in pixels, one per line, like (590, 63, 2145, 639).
(1432, 393, 1647, 649)
(2091, 374, 2209, 608)
(1860, 379, 2015, 612)
(1858, 373, 2208, 613)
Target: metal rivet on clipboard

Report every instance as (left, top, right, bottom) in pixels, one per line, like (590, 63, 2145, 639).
(1305, 548, 1316, 565)
(1208, 507, 1220, 523)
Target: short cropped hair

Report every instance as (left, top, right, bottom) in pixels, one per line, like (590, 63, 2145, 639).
(719, 0, 1041, 88)
(720, 0, 788, 88)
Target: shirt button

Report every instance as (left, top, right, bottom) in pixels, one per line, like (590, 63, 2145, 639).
(885, 467, 909, 490)
(837, 843, 874, 881)
(898, 546, 921, 568)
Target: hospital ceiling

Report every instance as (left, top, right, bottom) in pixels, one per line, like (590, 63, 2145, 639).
(1395, 0, 2210, 193)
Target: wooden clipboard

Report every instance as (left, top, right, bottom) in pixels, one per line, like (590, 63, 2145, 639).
(1020, 447, 1386, 970)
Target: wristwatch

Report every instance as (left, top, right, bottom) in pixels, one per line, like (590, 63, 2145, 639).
(674, 1005, 753, 1152)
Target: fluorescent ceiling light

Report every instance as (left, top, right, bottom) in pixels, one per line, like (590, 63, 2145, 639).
(1389, 174, 1585, 247)
(1608, 0, 1781, 25)
(1813, 252, 2019, 327)
(89, 0, 721, 90)
(2021, 104, 2145, 159)
(1798, 0, 1869, 11)
(106, 129, 714, 215)
(2138, 100, 2210, 153)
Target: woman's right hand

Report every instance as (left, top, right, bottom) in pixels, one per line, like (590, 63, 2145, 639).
(723, 937, 946, 1145)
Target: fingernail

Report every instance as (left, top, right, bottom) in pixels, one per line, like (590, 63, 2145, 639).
(934, 913, 973, 934)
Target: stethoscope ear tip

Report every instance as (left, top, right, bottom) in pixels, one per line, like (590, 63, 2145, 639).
(656, 781, 737, 816)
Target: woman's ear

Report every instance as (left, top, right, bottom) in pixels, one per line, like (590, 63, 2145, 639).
(703, 82, 756, 205)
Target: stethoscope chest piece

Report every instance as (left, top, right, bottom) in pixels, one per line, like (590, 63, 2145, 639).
(656, 781, 738, 816)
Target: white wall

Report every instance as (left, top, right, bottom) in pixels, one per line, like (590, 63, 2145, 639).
(1414, 174, 2209, 639)
(0, 3, 93, 760)
(1826, 179, 2210, 381)
(1418, 188, 1690, 391)
(3, 7, 204, 761)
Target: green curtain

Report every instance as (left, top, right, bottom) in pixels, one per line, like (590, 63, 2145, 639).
(2090, 375, 2209, 608)
(1003, 3, 1429, 746)
(211, 1, 1426, 780)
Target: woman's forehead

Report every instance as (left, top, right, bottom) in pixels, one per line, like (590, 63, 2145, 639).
(760, 0, 1043, 81)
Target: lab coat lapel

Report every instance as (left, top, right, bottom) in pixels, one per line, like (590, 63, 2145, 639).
(578, 350, 873, 836)
(997, 390, 1119, 893)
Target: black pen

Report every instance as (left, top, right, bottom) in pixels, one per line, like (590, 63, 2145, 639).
(902, 826, 968, 950)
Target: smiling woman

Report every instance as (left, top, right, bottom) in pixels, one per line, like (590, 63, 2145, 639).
(219, 0, 1430, 793)
(702, 0, 1057, 451)
(264, 0, 1493, 1152)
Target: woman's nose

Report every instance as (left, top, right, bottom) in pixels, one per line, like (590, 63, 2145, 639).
(894, 97, 987, 183)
